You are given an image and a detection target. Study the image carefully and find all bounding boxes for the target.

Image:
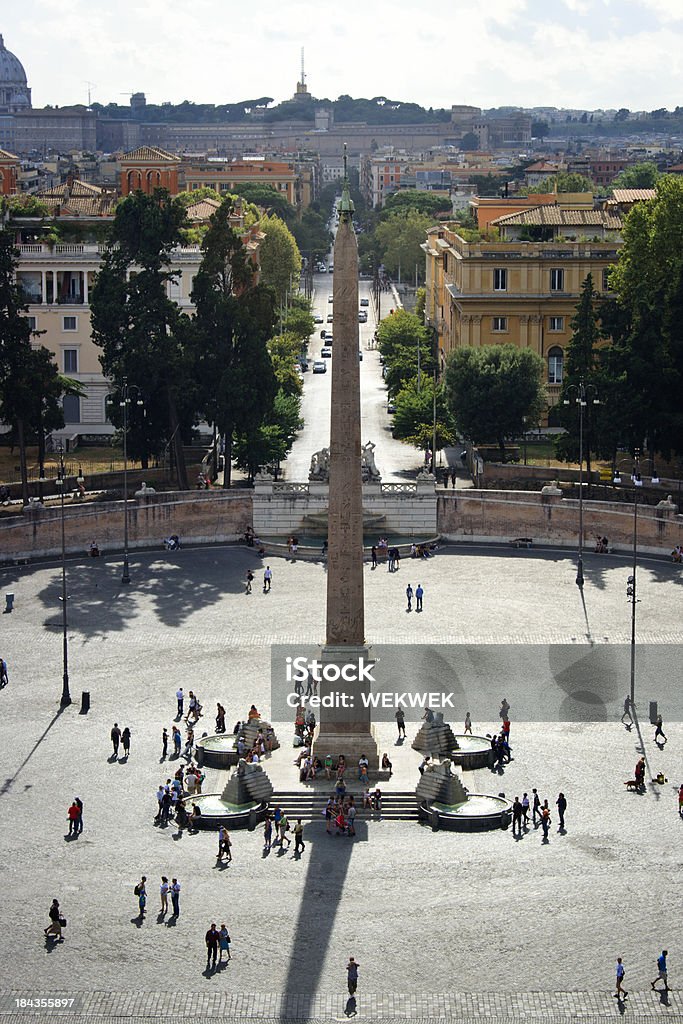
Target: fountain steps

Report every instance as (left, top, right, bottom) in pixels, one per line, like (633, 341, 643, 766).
(270, 790, 419, 822)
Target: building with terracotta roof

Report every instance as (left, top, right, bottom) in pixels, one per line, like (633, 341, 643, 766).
(119, 146, 180, 195)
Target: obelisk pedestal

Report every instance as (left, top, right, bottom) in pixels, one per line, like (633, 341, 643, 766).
(313, 160, 379, 770)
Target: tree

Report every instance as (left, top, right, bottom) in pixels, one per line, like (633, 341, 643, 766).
(609, 161, 660, 192)
(0, 231, 75, 504)
(375, 210, 433, 283)
(232, 183, 296, 223)
(460, 131, 479, 151)
(392, 376, 454, 455)
(555, 274, 619, 483)
(614, 108, 630, 122)
(381, 190, 450, 220)
(90, 189, 193, 489)
(189, 198, 278, 485)
(377, 310, 433, 398)
(527, 172, 594, 194)
(258, 214, 302, 305)
(605, 175, 683, 457)
(444, 344, 546, 459)
(414, 287, 426, 321)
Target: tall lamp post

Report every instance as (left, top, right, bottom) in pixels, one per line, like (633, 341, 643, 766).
(425, 321, 439, 473)
(106, 378, 145, 585)
(55, 446, 71, 708)
(613, 451, 659, 707)
(563, 379, 600, 587)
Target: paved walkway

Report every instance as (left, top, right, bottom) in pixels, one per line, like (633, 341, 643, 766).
(1, 989, 682, 1021)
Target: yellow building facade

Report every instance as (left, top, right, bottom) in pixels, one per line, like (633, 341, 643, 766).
(423, 222, 621, 407)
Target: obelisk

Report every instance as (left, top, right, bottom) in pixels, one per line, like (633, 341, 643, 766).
(313, 151, 379, 769)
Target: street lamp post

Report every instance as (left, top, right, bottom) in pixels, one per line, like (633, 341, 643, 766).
(107, 378, 144, 585)
(55, 446, 71, 708)
(563, 379, 600, 587)
(613, 451, 659, 708)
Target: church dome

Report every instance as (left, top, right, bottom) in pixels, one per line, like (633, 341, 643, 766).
(0, 35, 27, 85)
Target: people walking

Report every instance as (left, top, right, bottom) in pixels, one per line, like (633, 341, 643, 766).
(134, 876, 147, 917)
(170, 878, 181, 917)
(395, 708, 406, 738)
(279, 814, 291, 847)
(161, 728, 168, 759)
(406, 584, 413, 612)
(679, 782, 683, 818)
(499, 698, 510, 720)
(205, 923, 220, 968)
(111, 723, 121, 757)
(371, 546, 377, 569)
(615, 957, 628, 1000)
(415, 584, 424, 612)
(218, 924, 231, 962)
(346, 957, 359, 996)
(263, 566, 272, 592)
(246, 570, 253, 595)
(620, 694, 633, 729)
(176, 687, 184, 717)
(464, 712, 472, 735)
(172, 725, 181, 758)
(521, 792, 530, 826)
(216, 703, 226, 733)
(512, 797, 523, 836)
(294, 818, 305, 854)
(556, 792, 567, 831)
(263, 817, 272, 852)
(532, 788, 541, 825)
(0, 656, 8, 688)
(121, 727, 131, 758)
(44, 899, 63, 941)
(654, 714, 667, 745)
(541, 804, 551, 842)
(160, 877, 169, 915)
(651, 950, 669, 992)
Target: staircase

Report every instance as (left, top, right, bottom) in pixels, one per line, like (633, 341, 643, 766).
(269, 790, 418, 822)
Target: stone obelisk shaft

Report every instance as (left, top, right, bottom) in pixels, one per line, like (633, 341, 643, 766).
(326, 213, 364, 645)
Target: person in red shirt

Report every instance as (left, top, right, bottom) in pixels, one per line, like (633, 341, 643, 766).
(67, 802, 80, 837)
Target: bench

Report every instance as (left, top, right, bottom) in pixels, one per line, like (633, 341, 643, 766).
(511, 538, 533, 549)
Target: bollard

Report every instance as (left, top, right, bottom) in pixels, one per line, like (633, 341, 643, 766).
(649, 700, 658, 725)
(4, 593, 14, 613)
(80, 691, 90, 714)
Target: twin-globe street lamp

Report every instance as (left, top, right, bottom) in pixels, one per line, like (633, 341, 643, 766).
(563, 380, 600, 588)
(613, 450, 659, 708)
(106, 378, 145, 585)
(54, 445, 71, 708)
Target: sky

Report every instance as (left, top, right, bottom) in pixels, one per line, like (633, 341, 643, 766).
(4, 0, 683, 113)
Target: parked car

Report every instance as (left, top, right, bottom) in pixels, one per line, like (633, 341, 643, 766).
(387, 402, 396, 413)
(300, 359, 309, 371)
(359, 350, 363, 361)
(321, 346, 332, 358)
(328, 265, 334, 272)
(328, 295, 334, 303)
(314, 314, 323, 324)
(327, 313, 334, 323)
(320, 329, 327, 339)
(360, 297, 369, 307)
(358, 311, 367, 323)
(325, 334, 333, 344)
(312, 360, 327, 373)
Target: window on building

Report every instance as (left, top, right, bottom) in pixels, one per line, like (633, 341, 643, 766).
(26, 315, 37, 332)
(549, 316, 564, 332)
(63, 316, 77, 331)
(550, 268, 564, 292)
(493, 268, 507, 291)
(62, 395, 81, 423)
(63, 349, 78, 373)
(602, 268, 611, 290)
(492, 316, 508, 332)
(548, 346, 564, 384)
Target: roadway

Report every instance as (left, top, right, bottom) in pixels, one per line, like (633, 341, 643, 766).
(283, 270, 425, 483)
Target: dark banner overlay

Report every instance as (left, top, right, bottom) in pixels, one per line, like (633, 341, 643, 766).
(270, 644, 682, 723)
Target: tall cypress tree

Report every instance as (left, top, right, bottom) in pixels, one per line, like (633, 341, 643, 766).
(91, 189, 193, 489)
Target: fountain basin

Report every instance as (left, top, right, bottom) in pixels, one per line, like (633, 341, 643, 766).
(196, 734, 238, 770)
(183, 794, 268, 830)
(418, 794, 511, 832)
(450, 735, 494, 771)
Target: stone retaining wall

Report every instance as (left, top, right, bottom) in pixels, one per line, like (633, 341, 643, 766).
(437, 489, 683, 555)
(0, 490, 252, 562)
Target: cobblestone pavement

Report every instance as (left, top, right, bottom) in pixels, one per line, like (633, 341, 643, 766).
(0, 546, 681, 1019)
